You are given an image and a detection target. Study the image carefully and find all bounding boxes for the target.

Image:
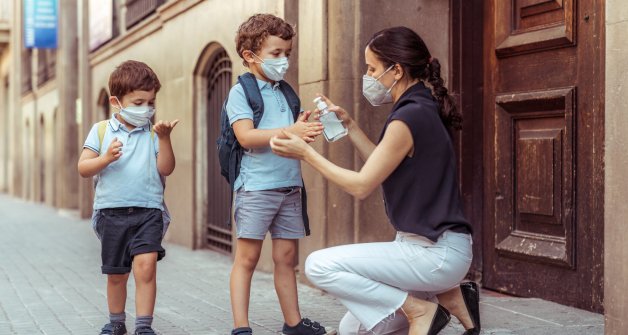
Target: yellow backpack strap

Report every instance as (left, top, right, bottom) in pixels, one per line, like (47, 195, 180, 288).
(97, 120, 108, 154)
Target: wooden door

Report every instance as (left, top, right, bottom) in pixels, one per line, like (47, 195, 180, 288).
(483, 0, 604, 312)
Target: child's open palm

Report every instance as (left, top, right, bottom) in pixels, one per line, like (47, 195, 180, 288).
(154, 120, 180, 138)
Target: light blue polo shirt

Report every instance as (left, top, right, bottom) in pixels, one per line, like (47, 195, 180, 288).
(83, 113, 163, 210)
(226, 77, 303, 191)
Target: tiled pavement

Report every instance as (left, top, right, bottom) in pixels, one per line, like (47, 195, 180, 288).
(0, 194, 604, 334)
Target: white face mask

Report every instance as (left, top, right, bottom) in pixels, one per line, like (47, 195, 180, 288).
(252, 53, 289, 81)
(362, 65, 398, 106)
(114, 97, 155, 127)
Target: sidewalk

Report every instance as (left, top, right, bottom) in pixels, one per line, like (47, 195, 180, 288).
(0, 194, 604, 335)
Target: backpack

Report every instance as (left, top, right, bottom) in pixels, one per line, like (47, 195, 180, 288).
(216, 72, 310, 235)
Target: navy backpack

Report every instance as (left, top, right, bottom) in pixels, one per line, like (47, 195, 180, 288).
(216, 72, 310, 235)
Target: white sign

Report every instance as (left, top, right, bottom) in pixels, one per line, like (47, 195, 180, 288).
(89, 0, 113, 51)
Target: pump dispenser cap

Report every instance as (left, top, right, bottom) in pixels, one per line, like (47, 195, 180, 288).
(313, 97, 328, 111)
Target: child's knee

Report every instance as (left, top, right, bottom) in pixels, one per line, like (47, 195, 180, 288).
(108, 274, 129, 286)
(272, 247, 297, 266)
(235, 253, 260, 271)
(133, 253, 157, 277)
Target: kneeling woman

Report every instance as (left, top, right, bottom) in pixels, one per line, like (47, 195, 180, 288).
(270, 27, 481, 335)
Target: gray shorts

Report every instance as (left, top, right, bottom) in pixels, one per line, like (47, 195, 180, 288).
(234, 187, 305, 240)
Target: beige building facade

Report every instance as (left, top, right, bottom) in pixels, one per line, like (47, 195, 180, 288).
(1, 0, 628, 333)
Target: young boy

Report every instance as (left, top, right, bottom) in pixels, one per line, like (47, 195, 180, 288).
(227, 14, 333, 335)
(78, 60, 178, 335)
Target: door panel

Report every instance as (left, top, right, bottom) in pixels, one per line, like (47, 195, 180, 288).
(483, 0, 604, 312)
(494, 88, 575, 268)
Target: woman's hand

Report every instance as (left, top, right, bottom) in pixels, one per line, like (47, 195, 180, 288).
(270, 131, 314, 160)
(315, 94, 354, 127)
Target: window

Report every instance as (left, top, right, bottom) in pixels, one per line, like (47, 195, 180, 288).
(125, 0, 165, 29)
(36, 49, 56, 87)
(21, 48, 32, 94)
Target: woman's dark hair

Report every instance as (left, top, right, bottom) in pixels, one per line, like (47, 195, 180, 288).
(367, 27, 462, 130)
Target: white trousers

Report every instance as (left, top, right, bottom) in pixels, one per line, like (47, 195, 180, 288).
(305, 230, 472, 334)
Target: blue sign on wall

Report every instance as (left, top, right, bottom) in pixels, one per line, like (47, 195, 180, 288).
(24, 0, 58, 49)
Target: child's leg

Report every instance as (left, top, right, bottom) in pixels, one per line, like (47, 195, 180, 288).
(133, 252, 158, 317)
(107, 273, 130, 314)
(272, 238, 301, 327)
(230, 238, 264, 328)
(128, 208, 166, 332)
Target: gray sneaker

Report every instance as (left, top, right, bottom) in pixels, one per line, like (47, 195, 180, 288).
(100, 322, 127, 335)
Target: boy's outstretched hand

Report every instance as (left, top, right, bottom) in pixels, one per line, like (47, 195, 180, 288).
(287, 111, 323, 143)
(154, 119, 180, 138)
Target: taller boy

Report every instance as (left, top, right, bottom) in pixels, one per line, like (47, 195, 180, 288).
(227, 14, 332, 335)
(78, 60, 178, 335)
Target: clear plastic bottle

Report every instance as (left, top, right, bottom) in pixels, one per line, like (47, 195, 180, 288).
(314, 97, 348, 142)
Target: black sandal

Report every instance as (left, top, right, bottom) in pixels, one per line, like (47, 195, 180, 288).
(460, 282, 481, 335)
(427, 304, 451, 335)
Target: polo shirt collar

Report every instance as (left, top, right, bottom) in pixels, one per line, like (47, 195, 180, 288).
(256, 78, 280, 90)
(109, 113, 151, 132)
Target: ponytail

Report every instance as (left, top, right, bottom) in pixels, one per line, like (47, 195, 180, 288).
(427, 58, 462, 130)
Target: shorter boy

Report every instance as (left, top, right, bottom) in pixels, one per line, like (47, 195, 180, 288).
(227, 14, 333, 335)
(78, 60, 178, 335)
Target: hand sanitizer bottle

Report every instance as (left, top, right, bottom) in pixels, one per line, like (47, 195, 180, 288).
(314, 97, 348, 142)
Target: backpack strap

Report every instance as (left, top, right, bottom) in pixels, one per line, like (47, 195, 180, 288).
(237, 72, 265, 127)
(97, 120, 108, 154)
(278, 80, 302, 121)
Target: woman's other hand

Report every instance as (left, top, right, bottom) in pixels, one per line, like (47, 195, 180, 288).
(270, 131, 313, 160)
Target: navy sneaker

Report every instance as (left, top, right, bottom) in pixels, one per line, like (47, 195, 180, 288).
(133, 327, 156, 335)
(99, 322, 127, 335)
(282, 318, 336, 335)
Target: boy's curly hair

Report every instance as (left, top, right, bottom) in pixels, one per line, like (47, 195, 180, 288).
(236, 14, 295, 67)
(109, 60, 161, 98)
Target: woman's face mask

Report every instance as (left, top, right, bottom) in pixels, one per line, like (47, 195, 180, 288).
(252, 52, 289, 82)
(362, 65, 398, 106)
(113, 97, 155, 127)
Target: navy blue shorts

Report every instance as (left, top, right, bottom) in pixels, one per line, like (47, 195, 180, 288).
(96, 207, 166, 274)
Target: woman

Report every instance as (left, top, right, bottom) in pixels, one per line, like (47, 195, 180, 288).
(270, 27, 481, 335)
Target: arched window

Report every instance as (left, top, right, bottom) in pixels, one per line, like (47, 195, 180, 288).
(194, 44, 233, 254)
(97, 89, 110, 120)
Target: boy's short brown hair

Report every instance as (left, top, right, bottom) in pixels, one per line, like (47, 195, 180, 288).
(236, 14, 296, 67)
(108, 60, 161, 98)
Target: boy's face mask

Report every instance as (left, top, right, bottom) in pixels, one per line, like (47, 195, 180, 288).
(362, 65, 398, 106)
(252, 52, 289, 82)
(113, 97, 155, 127)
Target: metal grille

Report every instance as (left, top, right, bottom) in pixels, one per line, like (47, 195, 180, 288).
(37, 50, 56, 87)
(125, 0, 165, 29)
(206, 49, 233, 254)
(21, 49, 32, 94)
